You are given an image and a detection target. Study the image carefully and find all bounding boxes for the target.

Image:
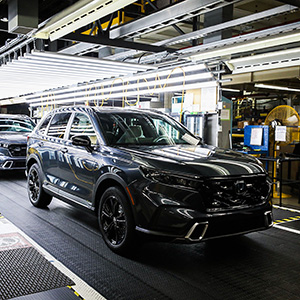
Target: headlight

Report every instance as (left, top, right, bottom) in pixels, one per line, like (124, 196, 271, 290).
(0, 143, 9, 148)
(140, 166, 201, 189)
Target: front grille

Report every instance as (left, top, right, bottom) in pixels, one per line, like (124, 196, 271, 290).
(204, 214, 266, 239)
(202, 175, 271, 212)
(13, 161, 26, 168)
(8, 144, 27, 157)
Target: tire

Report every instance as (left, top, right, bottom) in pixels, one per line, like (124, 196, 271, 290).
(27, 163, 52, 208)
(98, 186, 136, 255)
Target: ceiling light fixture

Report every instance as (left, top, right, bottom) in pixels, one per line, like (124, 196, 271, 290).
(26, 50, 154, 71)
(189, 24, 300, 62)
(222, 88, 241, 93)
(27, 73, 213, 104)
(29, 81, 218, 107)
(25, 63, 208, 100)
(34, 0, 136, 41)
(0, 50, 156, 99)
(227, 47, 300, 74)
(255, 83, 300, 93)
(166, 4, 297, 47)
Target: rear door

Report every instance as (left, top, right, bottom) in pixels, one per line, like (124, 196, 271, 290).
(43, 112, 72, 190)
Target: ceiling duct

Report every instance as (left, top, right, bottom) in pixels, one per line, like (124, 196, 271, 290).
(8, 0, 38, 34)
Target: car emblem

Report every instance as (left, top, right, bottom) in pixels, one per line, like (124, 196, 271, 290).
(234, 180, 246, 195)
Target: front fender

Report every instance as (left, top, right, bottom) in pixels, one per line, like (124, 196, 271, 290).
(26, 148, 43, 173)
(93, 168, 138, 222)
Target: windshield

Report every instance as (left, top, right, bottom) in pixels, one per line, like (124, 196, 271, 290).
(97, 111, 201, 146)
(0, 118, 35, 133)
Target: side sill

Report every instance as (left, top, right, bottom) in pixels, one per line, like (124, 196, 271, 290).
(43, 183, 94, 211)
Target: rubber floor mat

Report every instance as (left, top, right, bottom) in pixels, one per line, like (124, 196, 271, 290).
(0, 247, 74, 300)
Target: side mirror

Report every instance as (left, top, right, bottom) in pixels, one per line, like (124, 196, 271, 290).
(72, 135, 93, 152)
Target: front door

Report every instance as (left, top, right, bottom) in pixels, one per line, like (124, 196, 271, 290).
(59, 112, 100, 206)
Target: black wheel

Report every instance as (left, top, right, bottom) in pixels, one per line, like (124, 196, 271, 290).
(98, 186, 136, 255)
(27, 163, 52, 208)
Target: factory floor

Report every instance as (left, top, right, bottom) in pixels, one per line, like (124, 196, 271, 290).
(0, 171, 300, 300)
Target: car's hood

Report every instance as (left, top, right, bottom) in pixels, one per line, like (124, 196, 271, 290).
(0, 133, 28, 144)
(119, 144, 265, 177)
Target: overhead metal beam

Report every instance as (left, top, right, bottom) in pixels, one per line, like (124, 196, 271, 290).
(279, 0, 300, 8)
(0, 22, 8, 32)
(61, 33, 175, 53)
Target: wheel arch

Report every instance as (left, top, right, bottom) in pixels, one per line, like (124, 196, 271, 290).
(26, 154, 41, 173)
(93, 174, 136, 220)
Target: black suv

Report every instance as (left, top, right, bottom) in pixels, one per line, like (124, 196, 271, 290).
(0, 114, 35, 171)
(26, 106, 273, 254)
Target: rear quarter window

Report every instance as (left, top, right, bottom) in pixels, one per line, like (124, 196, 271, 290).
(35, 114, 52, 135)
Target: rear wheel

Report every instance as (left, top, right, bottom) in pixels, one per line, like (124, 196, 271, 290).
(27, 163, 52, 208)
(98, 186, 136, 255)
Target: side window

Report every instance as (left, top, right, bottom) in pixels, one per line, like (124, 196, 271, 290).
(98, 114, 125, 145)
(69, 113, 98, 146)
(36, 114, 52, 135)
(47, 113, 71, 139)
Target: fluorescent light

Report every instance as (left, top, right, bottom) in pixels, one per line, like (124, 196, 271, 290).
(17, 58, 141, 74)
(227, 47, 300, 74)
(255, 83, 300, 93)
(165, 5, 297, 46)
(222, 88, 240, 93)
(0, 50, 155, 99)
(27, 73, 213, 103)
(25, 63, 207, 99)
(190, 30, 300, 61)
(30, 81, 217, 107)
(26, 50, 154, 71)
(35, 0, 136, 41)
(0, 49, 210, 104)
(6, 63, 114, 78)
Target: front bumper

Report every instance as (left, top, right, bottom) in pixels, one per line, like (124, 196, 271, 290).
(0, 156, 26, 170)
(135, 204, 273, 242)
(130, 174, 273, 243)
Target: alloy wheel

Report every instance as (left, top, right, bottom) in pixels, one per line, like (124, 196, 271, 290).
(100, 195, 127, 246)
(28, 168, 40, 202)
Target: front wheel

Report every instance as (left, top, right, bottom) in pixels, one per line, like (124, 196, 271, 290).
(27, 163, 52, 208)
(98, 186, 136, 255)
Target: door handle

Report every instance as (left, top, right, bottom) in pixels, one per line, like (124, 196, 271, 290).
(60, 147, 68, 153)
